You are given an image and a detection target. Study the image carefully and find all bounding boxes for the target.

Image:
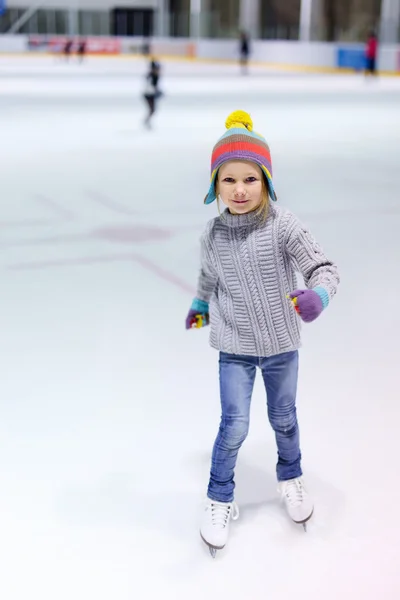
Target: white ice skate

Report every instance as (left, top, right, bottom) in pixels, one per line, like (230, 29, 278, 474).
(278, 477, 314, 531)
(200, 499, 239, 558)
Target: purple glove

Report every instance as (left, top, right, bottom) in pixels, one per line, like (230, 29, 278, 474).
(289, 288, 329, 323)
(185, 298, 210, 330)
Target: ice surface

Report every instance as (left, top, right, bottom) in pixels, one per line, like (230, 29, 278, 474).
(0, 56, 399, 600)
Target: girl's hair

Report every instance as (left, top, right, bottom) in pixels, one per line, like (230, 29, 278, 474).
(215, 173, 270, 222)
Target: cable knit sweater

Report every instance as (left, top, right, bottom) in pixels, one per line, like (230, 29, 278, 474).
(195, 205, 339, 357)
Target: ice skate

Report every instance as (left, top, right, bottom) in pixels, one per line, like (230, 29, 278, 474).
(278, 477, 313, 531)
(200, 499, 239, 558)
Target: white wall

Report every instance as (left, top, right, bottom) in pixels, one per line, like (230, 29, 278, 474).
(197, 40, 239, 60)
(0, 34, 26, 52)
(197, 40, 337, 68)
(6, 0, 157, 9)
(121, 36, 193, 56)
(251, 41, 336, 68)
(379, 45, 400, 71)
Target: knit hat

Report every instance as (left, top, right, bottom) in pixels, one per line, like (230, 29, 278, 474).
(204, 110, 278, 205)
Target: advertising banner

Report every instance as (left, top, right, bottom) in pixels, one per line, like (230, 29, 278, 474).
(337, 46, 366, 70)
(27, 36, 121, 55)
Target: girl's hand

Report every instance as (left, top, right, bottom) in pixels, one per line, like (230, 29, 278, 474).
(185, 309, 210, 330)
(185, 298, 210, 330)
(289, 289, 325, 323)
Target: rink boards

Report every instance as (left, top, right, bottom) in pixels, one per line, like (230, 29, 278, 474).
(0, 34, 399, 75)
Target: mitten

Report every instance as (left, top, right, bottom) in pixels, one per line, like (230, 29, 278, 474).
(185, 298, 210, 330)
(289, 287, 329, 323)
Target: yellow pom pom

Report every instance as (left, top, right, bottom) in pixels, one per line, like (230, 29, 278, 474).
(225, 110, 253, 132)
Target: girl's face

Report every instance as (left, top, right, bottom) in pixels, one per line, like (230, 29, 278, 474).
(217, 160, 263, 215)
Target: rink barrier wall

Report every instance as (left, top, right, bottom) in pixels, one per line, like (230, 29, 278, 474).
(0, 34, 25, 52)
(25, 35, 195, 57)
(27, 35, 122, 54)
(197, 39, 400, 74)
(0, 34, 399, 75)
(335, 43, 400, 72)
(198, 40, 337, 69)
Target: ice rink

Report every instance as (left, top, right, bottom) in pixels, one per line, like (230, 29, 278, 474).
(1, 55, 400, 600)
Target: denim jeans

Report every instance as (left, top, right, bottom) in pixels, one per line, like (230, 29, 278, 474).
(207, 350, 302, 503)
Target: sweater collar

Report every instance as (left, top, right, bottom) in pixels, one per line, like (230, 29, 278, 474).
(219, 206, 273, 228)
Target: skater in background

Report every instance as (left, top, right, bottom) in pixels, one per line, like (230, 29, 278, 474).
(239, 31, 250, 74)
(365, 29, 378, 76)
(64, 38, 73, 61)
(185, 110, 340, 557)
(142, 37, 151, 56)
(143, 57, 162, 129)
(77, 39, 87, 63)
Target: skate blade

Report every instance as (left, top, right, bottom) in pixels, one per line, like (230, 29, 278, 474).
(200, 532, 224, 558)
(294, 508, 314, 532)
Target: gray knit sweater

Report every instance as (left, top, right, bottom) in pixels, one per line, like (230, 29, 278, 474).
(196, 205, 339, 357)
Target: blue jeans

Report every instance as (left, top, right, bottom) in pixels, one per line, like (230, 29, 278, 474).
(207, 351, 302, 503)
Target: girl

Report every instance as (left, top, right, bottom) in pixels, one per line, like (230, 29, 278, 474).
(185, 111, 340, 557)
(143, 57, 162, 129)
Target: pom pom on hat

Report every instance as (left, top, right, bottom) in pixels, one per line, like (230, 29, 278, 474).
(225, 110, 253, 132)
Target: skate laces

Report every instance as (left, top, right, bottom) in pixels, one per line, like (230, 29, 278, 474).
(281, 478, 306, 508)
(208, 501, 239, 529)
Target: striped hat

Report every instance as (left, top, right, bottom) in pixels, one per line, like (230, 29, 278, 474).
(204, 110, 278, 205)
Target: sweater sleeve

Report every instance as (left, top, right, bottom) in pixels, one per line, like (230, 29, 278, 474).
(195, 224, 218, 304)
(285, 213, 340, 303)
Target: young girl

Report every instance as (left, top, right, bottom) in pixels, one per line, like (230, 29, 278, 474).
(185, 111, 340, 557)
(143, 57, 162, 129)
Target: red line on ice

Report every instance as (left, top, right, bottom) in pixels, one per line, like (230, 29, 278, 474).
(7, 253, 196, 295)
(34, 195, 75, 221)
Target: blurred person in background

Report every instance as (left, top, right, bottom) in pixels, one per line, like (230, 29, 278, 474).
(64, 38, 73, 61)
(365, 30, 378, 76)
(143, 57, 162, 129)
(239, 31, 250, 75)
(77, 39, 87, 63)
(142, 37, 151, 56)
